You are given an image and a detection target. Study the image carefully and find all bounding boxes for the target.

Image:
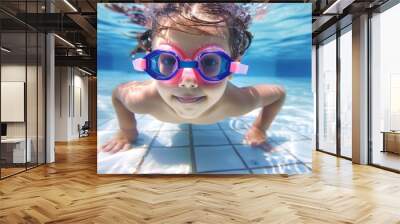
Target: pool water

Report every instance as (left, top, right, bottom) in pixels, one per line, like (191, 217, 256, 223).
(97, 3, 313, 174)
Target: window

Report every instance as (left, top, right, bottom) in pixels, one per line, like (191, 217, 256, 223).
(317, 35, 337, 154)
(370, 3, 400, 171)
(339, 27, 352, 158)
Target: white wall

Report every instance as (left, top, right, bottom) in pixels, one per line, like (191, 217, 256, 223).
(1, 63, 46, 164)
(54, 67, 89, 141)
(1, 65, 26, 140)
(54, 66, 69, 141)
(1, 82, 25, 122)
(73, 73, 89, 136)
(1, 65, 25, 126)
(1, 64, 41, 137)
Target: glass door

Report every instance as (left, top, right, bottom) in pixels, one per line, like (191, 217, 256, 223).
(317, 35, 337, 154)
(0, 0, 47, 179)
(1, 30, 28, 178)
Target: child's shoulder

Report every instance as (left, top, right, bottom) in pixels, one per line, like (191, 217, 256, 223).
(113, 80, 155, 100)
(113, 80, 161, 113)
(115, 80, 153, 90)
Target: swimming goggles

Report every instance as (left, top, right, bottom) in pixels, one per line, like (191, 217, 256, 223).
(132, 48, 248, 83)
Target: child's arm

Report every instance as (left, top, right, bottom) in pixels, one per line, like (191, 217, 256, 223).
(244, 84, 286, 145)
(101, 85, 138, 153)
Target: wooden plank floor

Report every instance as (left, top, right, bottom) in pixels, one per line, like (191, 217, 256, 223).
(1, 134, 400, 224)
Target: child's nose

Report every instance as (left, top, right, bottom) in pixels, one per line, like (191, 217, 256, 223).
(178, 68, 198, 88)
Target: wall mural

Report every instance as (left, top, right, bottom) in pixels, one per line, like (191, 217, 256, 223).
(97, 3, 313, 174)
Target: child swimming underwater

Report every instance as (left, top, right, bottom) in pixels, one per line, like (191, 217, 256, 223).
(101, 3, 285, 153)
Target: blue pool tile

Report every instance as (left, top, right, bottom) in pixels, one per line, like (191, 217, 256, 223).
(268, 121, 291, 132)
(241, 114, 257, 121)
(224, 129, 247, 145)
(98, 118, 111, 129)
(137, 118, 163, 131)
(252, 163, 311, 175)
(97, 148, 147, 174)
(286, 124, 314, 140)
(98, 130, 117, 146)
(218, 119, 249, 130)
(153, 131, 190, 147)
(160, 123, 189, 131)
(195, 145, 246, 172)
(98, 130, 156, 148)
(267, 129, 309, 143)
(206, 169, 251, 174)
(134, 131, 157, 148)
(192, 123, 220, 130)
(140, 147, 191, 174)
(236, 145, 299, 169)
(192, 130, 229, 146)
(279, 140, 313, 163)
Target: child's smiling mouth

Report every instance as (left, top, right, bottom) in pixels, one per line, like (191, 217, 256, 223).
(173, 95, 206, 104)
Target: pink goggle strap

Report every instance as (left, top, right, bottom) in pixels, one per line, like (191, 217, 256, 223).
(229, 62, 248, 75)
(132, 58, 146, 71)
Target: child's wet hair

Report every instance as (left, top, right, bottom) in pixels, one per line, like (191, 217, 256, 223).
(106, 3, 255, 60)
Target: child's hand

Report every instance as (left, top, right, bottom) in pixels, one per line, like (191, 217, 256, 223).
(245, 126, 267, 146)
(100, 129, 138, 153)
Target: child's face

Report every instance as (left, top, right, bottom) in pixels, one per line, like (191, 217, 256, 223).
(152, 23, 231, 119)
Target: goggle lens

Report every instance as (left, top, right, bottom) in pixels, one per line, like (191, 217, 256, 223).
(199, 53, 222, 78)
(149, 52, 178, 77)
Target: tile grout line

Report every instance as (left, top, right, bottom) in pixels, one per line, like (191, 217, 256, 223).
(256, 120, 312, 171)
(134, 122, 164, 174)
(268, 135, 312, 171)
(280, 147, 312, 171)
(272, 137, 313, 145)
(199, 162, 311, 174)
(238, 118, 312, 173)
(217, 122, 254, 174)
(285, 125, 313, 140)
(132, 119, 311, 174)
(148, 141, 306, 149)
(189, 124, 197, 173)
(241, 117, 312, 141)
